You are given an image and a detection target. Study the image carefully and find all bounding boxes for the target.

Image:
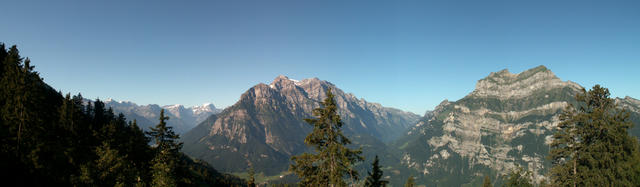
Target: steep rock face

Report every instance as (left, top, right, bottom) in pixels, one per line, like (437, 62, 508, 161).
(181, 75, 420, 175)
(616, 96, 640, 136)
(397, 66, 586, 185)
(617, 96, 640, 114)
(103, 99, 221, 134)
(471, 66, 582, 99)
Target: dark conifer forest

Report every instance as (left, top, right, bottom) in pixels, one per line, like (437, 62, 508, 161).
(0, 44, 245, 186)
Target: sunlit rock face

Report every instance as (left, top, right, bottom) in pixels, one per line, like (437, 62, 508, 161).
(616, 96, 640, 137)
(617, 96, 640, 114)
(471, 66, 582, 99)
(397, 65, 587, 185)
(182, 75, 420, 175)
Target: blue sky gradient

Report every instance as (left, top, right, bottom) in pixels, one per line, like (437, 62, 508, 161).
(2, 0, 639, 114)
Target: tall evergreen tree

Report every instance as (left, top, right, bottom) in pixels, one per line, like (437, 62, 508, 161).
(502, 166, 533, 187)
(0, 45, 54, 184)
(404, 176, 415, 187)
(549, 85, 640, 186)
(248, 166, 256, 187)
(364, 155, 388, 187)
(1, 45, 28, 152)
(482, 175, 491, 187)
(147, 109, 182, 187)
(125, 119, 153, 176)
(0, 43, 6, 141)
(290, 88, 363, 187)
(0, 44, 246, 186)
(78, 142, 136, 186)
(147, 109, 182, 153)
(0, 43, 7, 78)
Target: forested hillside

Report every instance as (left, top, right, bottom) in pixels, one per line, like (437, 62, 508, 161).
(0, 44, 245, 186)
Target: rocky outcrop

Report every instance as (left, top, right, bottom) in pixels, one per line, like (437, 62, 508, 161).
(472, 66, 582, 99)
(397, 65, 587, 185)
(616, 96, 640, 136)
(617, 96, 640, 114)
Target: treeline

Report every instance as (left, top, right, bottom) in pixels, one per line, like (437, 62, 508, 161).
(0, 44, 245, 186)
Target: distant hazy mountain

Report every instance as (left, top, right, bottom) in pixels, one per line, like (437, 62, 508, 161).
(101, 99, 222, 134)
(394, 65, 640, 186)
(181, 75, 420, 176)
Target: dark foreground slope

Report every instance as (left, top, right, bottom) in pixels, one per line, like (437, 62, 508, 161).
(0, 44, 244, 186)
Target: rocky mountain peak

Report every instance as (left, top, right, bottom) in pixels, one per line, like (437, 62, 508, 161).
(183, 75, 421, 177)
(243, 83, 276, 100)
(471, 65, 580, 99)
(270, 75, 299, 90)
(483, 65, 554, 85)
(432, 99, 451, 113)
(192, 103, 219, 115)
(164, 104, 186, 110)
(624, 96, 640, 103)
(617, 96, 640, 114)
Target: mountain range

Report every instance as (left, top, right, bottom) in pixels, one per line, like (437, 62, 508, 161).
(100, 99, 222, 134)
(181, 75, 421, 178)
(96, 66, 640, 186)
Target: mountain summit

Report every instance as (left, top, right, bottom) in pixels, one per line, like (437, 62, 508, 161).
(472, 65, 582, 99)
(396, 65, 587, 185)
(181, 75, 420, 175)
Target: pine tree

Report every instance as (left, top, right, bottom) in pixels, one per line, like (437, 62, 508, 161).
(79, 142, 136, 186)
(150, 153, 177, 187)
(482, 175, 491, 187)
(404, 176, 415, 187)
(0, 43, 6, 137)
(147, 109, 182, 187)
(58, 94, 85, 177)
(548, 85, 640, 186)
(0, 45, 51, 183)
(502, 166, 533, 187)
(248, 166, 256, 187)
(364, 155, 388, 187)
(290, 88, 363, 187)
(0, 43, 7, 78)
(0, 44, 246, 186)
(58, 94, 77, 133)
(1, 45, 28, 152)
(147, 109, 182, 153)
(125, 119, 153, 176)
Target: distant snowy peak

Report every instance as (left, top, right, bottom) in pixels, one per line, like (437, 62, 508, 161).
(105, 98, 133, 105)
(161, 103, 222, 118)
(100, 98, 223, 134)
(269, 75, 325, 89)
(163, 104, 183, 108)
(191, 103, 220, 115)
(129, 102, 220, 115)
(162, 104, 186, 112)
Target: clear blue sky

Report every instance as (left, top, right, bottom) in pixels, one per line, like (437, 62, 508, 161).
(2, 0, 639, 115)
